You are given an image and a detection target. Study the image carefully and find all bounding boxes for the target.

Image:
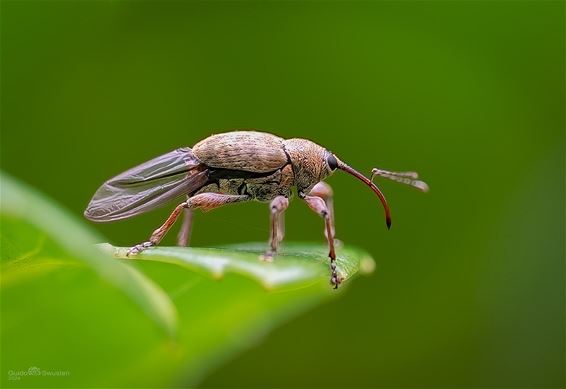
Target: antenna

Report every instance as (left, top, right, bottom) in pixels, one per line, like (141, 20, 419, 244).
(371, 168, 429, 192)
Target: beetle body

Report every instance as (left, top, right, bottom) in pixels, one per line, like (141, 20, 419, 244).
(85, 130, 428, 288)
(190, 131, 331, 201)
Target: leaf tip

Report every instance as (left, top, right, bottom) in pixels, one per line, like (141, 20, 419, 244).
(359, 257, 376, 275)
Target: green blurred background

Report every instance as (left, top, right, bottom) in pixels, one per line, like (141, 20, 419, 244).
(1, 0, 564, 387)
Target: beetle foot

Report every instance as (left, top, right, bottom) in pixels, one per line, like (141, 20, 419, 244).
(260, 251, 275, 262)
(126, 241, 154, 257)
(330, 259, 342, 289)
(330, 273, 342, 289)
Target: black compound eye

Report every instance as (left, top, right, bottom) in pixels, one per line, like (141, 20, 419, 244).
(326, 153, 338, 171)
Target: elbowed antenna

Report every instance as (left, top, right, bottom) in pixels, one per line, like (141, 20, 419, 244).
(370, 168, 429, 192)
(336, 159, 392, 229)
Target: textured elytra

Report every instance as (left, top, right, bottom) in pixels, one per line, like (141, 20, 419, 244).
(193, 131, 289, 173)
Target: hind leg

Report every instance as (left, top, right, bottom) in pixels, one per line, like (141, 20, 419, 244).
(127, 193, 250, 256)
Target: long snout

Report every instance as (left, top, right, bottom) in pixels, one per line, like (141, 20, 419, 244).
(337, 159, 392, 229)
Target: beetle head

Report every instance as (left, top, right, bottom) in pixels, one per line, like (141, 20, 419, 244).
(283, 138, 338, 195)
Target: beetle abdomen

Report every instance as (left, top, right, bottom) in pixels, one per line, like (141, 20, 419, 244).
(193, 131, 289, 173)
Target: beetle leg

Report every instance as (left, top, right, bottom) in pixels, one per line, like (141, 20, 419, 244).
(177, 208, 194, 247)
(308, 182, 335, 240)
(302, 194, 341, 289)
(276, 211, 285, 247)
(127, 193, 250, 256)
(262, 196, 289, 261)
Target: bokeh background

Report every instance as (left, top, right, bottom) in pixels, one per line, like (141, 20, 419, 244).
(1, 1, 564, 387)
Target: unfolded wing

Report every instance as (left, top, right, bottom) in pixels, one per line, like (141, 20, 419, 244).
(84, 147, 208, 222)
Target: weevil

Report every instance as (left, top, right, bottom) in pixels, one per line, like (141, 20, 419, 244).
(85, 130, 428, 288)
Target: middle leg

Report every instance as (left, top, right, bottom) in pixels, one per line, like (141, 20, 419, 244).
(262, 195, 289, 261)
(177, 207, 194, 247)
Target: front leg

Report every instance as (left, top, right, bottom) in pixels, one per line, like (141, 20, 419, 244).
(127, 193, 250, 256)
(308, 182, 335, 239)
(302, 193, 340, 289)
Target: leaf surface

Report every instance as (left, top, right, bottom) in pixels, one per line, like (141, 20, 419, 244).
(0, 172, 374, 387)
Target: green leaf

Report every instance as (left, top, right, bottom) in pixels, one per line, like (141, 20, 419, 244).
(1, 171, 375, 387)
(0, 172, 177, 335)
(103, 242, 375, 290)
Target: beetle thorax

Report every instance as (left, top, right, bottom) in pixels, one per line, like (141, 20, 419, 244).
(283, 138, 330, 196)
